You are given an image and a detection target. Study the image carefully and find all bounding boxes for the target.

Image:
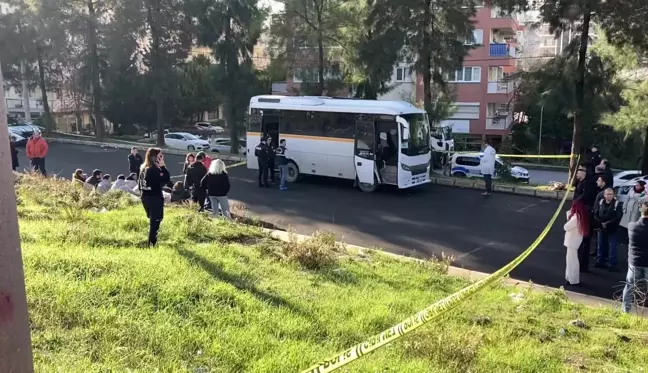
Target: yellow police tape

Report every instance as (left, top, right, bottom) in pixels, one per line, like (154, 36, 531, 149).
(228, 160, 247, 168)
(437, 151, 576, 159)
(299, 155, 579, 373)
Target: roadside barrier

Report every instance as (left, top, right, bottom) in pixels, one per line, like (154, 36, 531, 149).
(299, 155, 579, 373)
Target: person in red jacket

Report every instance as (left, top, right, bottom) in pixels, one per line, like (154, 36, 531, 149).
(26, 131, 49, 175)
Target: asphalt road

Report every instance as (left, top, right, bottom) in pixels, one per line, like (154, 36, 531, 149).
(14, 143, 630, 300)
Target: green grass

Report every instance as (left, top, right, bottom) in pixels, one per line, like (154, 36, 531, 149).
(16, 174, 648, 373)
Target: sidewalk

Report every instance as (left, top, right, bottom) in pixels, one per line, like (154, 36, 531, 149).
(263, 228, 645, 316)
(48, 133, 246, 162)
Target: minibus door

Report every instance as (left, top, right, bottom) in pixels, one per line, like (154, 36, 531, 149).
(354, 120, 376, 185)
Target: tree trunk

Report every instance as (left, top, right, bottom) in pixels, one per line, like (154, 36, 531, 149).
(422, 0, 433, 116)
(147, 3, 165, 147)
(642, 125, 648, 175)
(87, 0, 105, 140)
(224, 12, 239, 153)
(0, 59, 35, 373)
(36, 46, 53, 135)
(317, 28, 325, 95)
(155, 96, 164, 147)
(569, 11, 591, 179)
(20, 60, 31, 123)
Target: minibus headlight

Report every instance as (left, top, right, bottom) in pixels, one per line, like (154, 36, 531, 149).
(401, 164, 411, 171)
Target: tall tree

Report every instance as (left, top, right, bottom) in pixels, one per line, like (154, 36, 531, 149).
(492, 0, 648, 173)
(273, 0, 350, 95)
(512, 43, 623, 155)
(367, 0, 475, 122)
(192, 0, 264, 152)
(178, 55, 220, 124)
(339, 0, 402, 99)
(141, 0, 192, 146)
(1, 0, 67, 134)
(596, 34, 648, 173)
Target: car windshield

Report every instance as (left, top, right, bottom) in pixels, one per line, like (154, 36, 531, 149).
(400, 113, 430, 156)
(184, 134, 200, 140)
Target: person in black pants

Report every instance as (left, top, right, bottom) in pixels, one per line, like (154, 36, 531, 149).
(128, 147, 143, 179)
(255, 137, 271, 187)
(184, 153, 208, 211)
(267, 138, 276, 183)
(573, 162, 598, 273)
(139, 147, 170, 247)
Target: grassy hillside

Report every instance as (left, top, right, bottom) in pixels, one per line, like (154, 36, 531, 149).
(15, 174, 648, 373)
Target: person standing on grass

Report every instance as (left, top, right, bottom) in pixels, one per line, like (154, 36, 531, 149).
(573, 163, 597, 273)
(10, 136, 19, 171)
(480, 138, 496, 196)
(276, 139, 288, 191)
(128, 147, 143, 178)
(26, 130, 48, 176)
(201, 159, 231, 218)
(623, 198, 648, 313)
(139, 147, 170, 247)
(593, 188, 623, 272)
(184, 152, 208, 211)
(564, 199, 589, 286)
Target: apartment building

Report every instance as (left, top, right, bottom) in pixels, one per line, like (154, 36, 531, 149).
(410, 2, 523, 149)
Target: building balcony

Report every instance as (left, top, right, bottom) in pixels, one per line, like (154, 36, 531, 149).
(487, 81, 515, 94)
(489, 43, 515, 57)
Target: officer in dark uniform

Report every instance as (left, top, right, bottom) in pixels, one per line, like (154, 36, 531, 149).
(267, 137, 277, 183)
(255, 136, 271, 187)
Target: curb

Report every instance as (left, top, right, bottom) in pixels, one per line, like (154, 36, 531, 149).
(430, 177, 572, 201)
(261, 228, 642, 315)
(48, 137, 246, 162)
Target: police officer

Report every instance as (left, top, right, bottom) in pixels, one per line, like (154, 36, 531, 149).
(267, 137, 277, 183)
(276, 139, 288, 191)
(139, 147, 171, 247)
(255, 136, 271, 187)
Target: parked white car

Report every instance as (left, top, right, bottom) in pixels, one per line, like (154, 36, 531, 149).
(613, 170, 642, 188)
(8, 129, 27, 145)
(164, 132, 211, 151)
(615, 175, 648, 204)
(450, 153, 530, 182)
(210, 138, 246, 153)
(194, 122, 225, 134)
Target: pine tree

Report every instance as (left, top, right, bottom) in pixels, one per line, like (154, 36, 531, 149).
(492, 0, 648, 173)
(191, 0, 264, 152)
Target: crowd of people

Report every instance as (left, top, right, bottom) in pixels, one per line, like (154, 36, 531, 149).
(565, 146, 647, 313)
(10, 130, 647, 313)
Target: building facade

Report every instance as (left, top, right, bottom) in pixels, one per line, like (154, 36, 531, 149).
(411, 2, 522, 149)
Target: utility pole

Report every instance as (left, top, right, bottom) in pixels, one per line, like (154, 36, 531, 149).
(20, 60, 31, 123)
(0, 59, 34, 373)
(538, 104, 544, 155)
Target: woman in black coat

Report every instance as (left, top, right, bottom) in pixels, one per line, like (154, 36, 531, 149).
(10, 137, 19, 171)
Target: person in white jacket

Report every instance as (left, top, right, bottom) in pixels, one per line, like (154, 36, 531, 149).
(96, 174, 113, 194)
(564, 199, 590, 286)
(480, 139, 496, 196)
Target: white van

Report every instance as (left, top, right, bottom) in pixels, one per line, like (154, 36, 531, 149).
(450, 153, 530, 182)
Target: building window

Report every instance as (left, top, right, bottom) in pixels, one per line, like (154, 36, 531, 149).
(450, 67, 481, 83)
(464, 29, 484, 45)
(488, 66, 504, 81)
(395, 66, 411, 82)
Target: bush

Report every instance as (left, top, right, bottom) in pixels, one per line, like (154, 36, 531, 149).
(281, 231, 341, 270)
